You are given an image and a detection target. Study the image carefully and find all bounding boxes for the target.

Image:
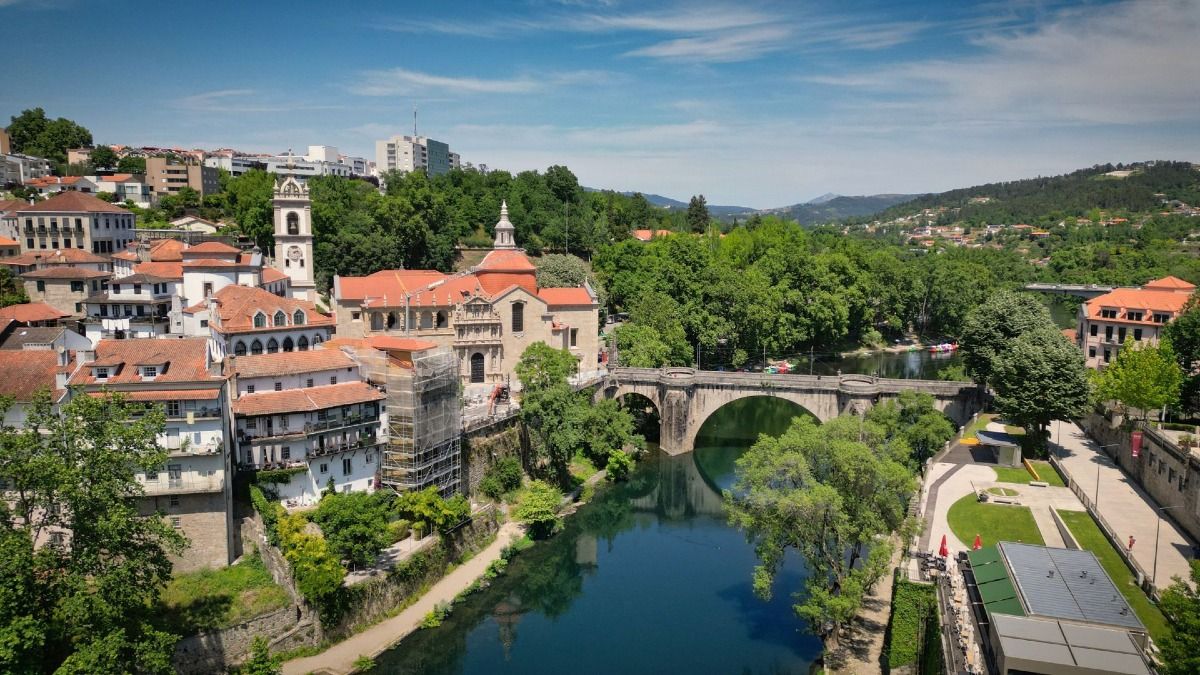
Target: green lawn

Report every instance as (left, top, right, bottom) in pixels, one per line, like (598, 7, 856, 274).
(946, 493, 1044, 548)
(156, 552, 290, 635)
(991, 461, 1066, 487)
(1056, 510, 1169, 642)
(569, 453, 600, 483)
(987, 487, 1018, 497)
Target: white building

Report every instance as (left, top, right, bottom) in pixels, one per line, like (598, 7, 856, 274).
(375, 135, 453, 176)
(2, 153, 52, 185)
(270, 175, 316, 301)
(203, 155, 269, 177)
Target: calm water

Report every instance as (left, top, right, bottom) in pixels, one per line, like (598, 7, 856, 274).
(811, 348, 961, 379)
(371, 397, 820, 675)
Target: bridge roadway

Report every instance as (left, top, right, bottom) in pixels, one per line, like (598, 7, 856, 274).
(597, 367, 984, 455)
(1023, 282, 1115, 298)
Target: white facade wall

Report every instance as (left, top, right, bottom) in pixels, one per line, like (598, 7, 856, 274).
(235, 364, 361, 396)
(181, 269, 237, 308)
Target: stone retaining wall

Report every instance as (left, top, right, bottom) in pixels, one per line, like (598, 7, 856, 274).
(462, 424, 525, 497)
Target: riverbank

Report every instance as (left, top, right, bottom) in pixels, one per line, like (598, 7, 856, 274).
(282, 521, 525, 675)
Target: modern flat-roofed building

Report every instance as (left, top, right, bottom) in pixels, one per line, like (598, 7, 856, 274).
(375, 135, 454, 176)
(146, 156, 220, 197)
(1077, 276, 1195, 367)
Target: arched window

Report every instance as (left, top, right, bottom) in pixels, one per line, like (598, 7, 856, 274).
(273, 311, 286, 327)
(234, 341, 247, 356)
(267, 338, 279, 354)
(436, 311, 447, 329)
(251, 339, 263, 355)
(293, 309, 305, 326)
(253, 312, 266, 328)
(386, 312, 397, 330)
(282, 337, 294, 352)
(298, 335, 309, 351)
(312, 333, 323, 345)
(420, 312, 432, 330)
(511, 302, 524, 333)
(286, 212, 299, 236)
(470, 352, 485, 383)
(370, 312, 383, 331)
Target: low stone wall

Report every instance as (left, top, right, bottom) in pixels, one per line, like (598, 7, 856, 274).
(173, 604, 317, 675)
(323, 507, 501, 643)
(462, 424, 525, 498)
(1049, 508, 1080, 550)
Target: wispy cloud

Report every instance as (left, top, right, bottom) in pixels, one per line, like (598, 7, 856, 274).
(624, 25, 791, 62)
(174, 89, 343, 114)
(348, 67, 613, 97)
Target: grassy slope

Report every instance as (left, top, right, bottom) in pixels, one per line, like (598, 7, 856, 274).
(993, 461, 1065, 487)
(156, 553, 290, 635)
(946, 493, 1044, 548)
(1055, 510, 1169, 642)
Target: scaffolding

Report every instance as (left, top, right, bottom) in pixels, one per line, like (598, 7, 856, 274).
(359, 345, 462, 496)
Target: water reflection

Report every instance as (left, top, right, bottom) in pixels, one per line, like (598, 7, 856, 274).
(371, 398, 819, 675)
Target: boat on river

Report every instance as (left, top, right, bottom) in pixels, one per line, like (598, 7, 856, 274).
(929, 342, 958, 353)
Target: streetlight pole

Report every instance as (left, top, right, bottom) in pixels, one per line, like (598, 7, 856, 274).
(1153, 505, 1184, 587)
(1092, 443, 1121, 510)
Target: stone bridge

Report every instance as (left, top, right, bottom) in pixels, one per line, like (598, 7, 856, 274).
(597, 367, 985, 454)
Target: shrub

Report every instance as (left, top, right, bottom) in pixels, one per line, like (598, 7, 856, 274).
(484, 557, 508, 580)
(886, 579, 941, 670)
(420, 601, 452, 629)
(277, 514, 345, 604)
(412, 521, 427, 539)
(388, 519, 411, 543)
(311, 491, 392, 568)
(605, 450, 633, 482)
(480, 456, 523, 500)
(250, 485, 285, 545)
(514, 481, 563, 539)
(501, 535, 535, 561)
(352, 655, 376, 673)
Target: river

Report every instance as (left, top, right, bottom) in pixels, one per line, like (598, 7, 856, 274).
(370, 397, 821, 674)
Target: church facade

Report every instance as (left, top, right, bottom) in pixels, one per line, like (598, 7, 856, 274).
(330, 203, 601, 387)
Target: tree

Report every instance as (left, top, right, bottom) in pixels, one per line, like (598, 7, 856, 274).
(866, 390, 955, 465)
(116, 155, 146, 175)
(1095, 339, 1182, 421)
(88, 145, 118, 170)
(0, 267, 29, 308)
(239, 637, 282, 675)
(0, 391, 186, 672)
(991, 326, 1092, 447)
(686, 194, 710, 233)
(6, 108, 92, 165)
(223, 169, 276, 249)
(514, 481, 563, 538)
(613, 323, 671, 367)
(515, 342, 578, 392)
(727, 415, 915, 648)
(311, 491, 393, 568)
(959, 290, 1054, 384)
(536, 254, 589, 288)
(1163, 297, 1200, 413)
(1158, 561, 1200, 675)
(393, 486, 470, 532)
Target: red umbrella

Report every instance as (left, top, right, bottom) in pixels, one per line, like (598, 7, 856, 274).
(973, 534, 983, 551)
(938, 534, 949, 558)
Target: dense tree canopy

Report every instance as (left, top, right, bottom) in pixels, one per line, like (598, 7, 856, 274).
(1159, 561, 1200, 675)
(960, 290, 1054, 384)
(991, 326, 1092, 445)
(6, 108, 92, 166)
(1095, 339, 1182, 421)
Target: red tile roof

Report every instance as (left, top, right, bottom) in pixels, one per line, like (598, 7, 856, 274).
(0, 350, 62, 401)
(261, 267, 289, 284)
(185, 241, 241, 255)
(112, 250, 140, 261)
(0, 199, 27, 213)
(8, 248, 109, 265)
(67, 338, 219, 386)
(0, 236, 17, 247)
(133, 261, 184, 279)
(87, 388, 221, 401)
(477, 249, 536, 272)
(231, 348, 356, 379)
(366, 336, 438, 351)
(1087, 286, 1193, 324)
(148, 239, 186, 262)
(1143, 276, 1196, 291)
(232, 381, 383, 416)
(182, 258, 241, 268)
(15, 191, 129, 214)
(208, 284, 334, 334)
(632, 229, 674, 241)
(0, 302, 69, 323)
(21, 267, 110, 280)
(538, 287, 594, 307)
(336, 269, 448, 302)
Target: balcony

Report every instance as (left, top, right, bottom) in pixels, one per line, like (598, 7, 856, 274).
(304, 413, 380, 434)
(166, 406, 224, 420)
(142, 475, 225, 496)
(162, 438, 223, 456)
(309, 436, 382, 459)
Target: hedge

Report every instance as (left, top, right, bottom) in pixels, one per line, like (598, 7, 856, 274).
(885, 578, 942, 672)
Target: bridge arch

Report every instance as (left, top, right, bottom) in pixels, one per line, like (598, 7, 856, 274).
(684, 392, 821, 457)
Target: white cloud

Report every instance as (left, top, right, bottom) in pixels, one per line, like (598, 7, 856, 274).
(173, 89, 343, 114)
(348, 67, 615, 97)
(625, 25, 792, 62)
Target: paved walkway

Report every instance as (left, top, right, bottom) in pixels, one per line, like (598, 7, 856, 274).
(283, 521, 525, 675)
(826, 540, 901, 674)
(1052, 420, 1195, 588)
(922, 461, 997, 553)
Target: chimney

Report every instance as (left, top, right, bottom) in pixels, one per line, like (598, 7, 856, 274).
(78, 348, 95, 365)
(53, 346, 71, 390)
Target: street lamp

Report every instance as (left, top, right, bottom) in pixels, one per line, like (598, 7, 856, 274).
(1152, 505, 1184, 587)
(1092, 443, 1121, 509)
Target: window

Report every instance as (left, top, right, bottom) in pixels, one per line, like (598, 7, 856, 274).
(470, 352, 485, 383)
(511, 302, 524, 333)
(1105, 326, 1113, 341)
(1153, 313, 1170, 323)
(287, 212, 299, 235)
(293, 310, 305, 325)
(370, 312, 383, 331)
(170, 517, 182, 529)
(298, 335, 309, 351)
(95, 367, 109, 380)
(246, 384, 255, 394)
(436, 311, 447, 329)
(1127, 311, 1143, 321)
(274, 311, 286, 327)
(312, 334, 322, 345)
(1088, 347, 1096, 358)
(200, 319, 209, 328)
(330, 376, 337, 385)
(142, 366, 158, 378)
(75, 302, 83, 314)
(251, 340, 263, 355)
(112, 284, 121, 294)
(1134, 328, 1143, 341)
(145, 469, 158, 481)
(245, 418, 257, 430)
(234, 341, 246, 356)
(1100, 308, 1118, 319)
(282, 446, 290, 460)
(165, 401, 180, 417)
(253, 312, 266, 328)
(1118, 327, 1126, 342)
(1103, 349, 1111, 363)
(203, 282, 213, 297)
(570, 328, 578, 348)
(342, 458, 352, 476)
(70, 280, 84, 292)
(266, 338, 279, 354)
(319, 463, 328, 474)
(169, 495, 180, 507)
(36, 280, 45, 292)
(352, 311, 361, 321)
(282, 337, 294, 352)
(306, 378, 314, 388)
(133, 284, 142, 294)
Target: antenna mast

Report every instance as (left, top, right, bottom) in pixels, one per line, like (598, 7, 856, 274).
(413, 106, 418, 137)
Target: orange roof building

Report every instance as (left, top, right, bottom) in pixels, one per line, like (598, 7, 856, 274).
(331, 202, 600, 388)
(1078, 276, 1195, 368)
(192, 284, 335, 360)
(12, 191, 136, 256)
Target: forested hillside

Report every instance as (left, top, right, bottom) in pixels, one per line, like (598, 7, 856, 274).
(863, 161, 1200, 226)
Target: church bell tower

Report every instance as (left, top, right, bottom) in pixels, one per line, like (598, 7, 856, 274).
(271, 174, 316, 302)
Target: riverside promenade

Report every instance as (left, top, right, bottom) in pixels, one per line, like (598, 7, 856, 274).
(283, 521, 524, 675)
(1052, 420, 1195, 589)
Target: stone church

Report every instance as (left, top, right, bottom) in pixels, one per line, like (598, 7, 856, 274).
(331, 203, 601, 387)
(270, 174, 317, 302)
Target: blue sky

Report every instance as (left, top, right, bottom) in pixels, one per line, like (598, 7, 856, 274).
(2, 0, 1198, 207)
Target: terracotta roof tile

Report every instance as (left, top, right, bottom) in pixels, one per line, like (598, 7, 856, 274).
(0, 350, 62, 401)
(15, 191, 129, 214)
(1087, 287, 1194, 324)
(185, 241, 241, 255)
(336, 269, 447, 302)
(0, 302, 69, 323)
(231, 348, 356, 379)
(132, 261, 183, 279)
(261, 267, 288, 284)
(8, 248, 109, 265)
(67, 338, 220, 387)
(0, 199, 27, 213)
(148, 239, 185, 262)
(232, 381, 383, 416)
(1143, 276, 1196, 291)
(538, 287, 594, 307)
(366, 336, 437, 351)
(209, 284, 334, 334)
(477, 249, 536, 272)
(0, 236, 17, 246)
(21, 267, 110, 279)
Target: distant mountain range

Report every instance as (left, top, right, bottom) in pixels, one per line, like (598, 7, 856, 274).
(617, 192, 757, 218)
(589, 187, 916, 224)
